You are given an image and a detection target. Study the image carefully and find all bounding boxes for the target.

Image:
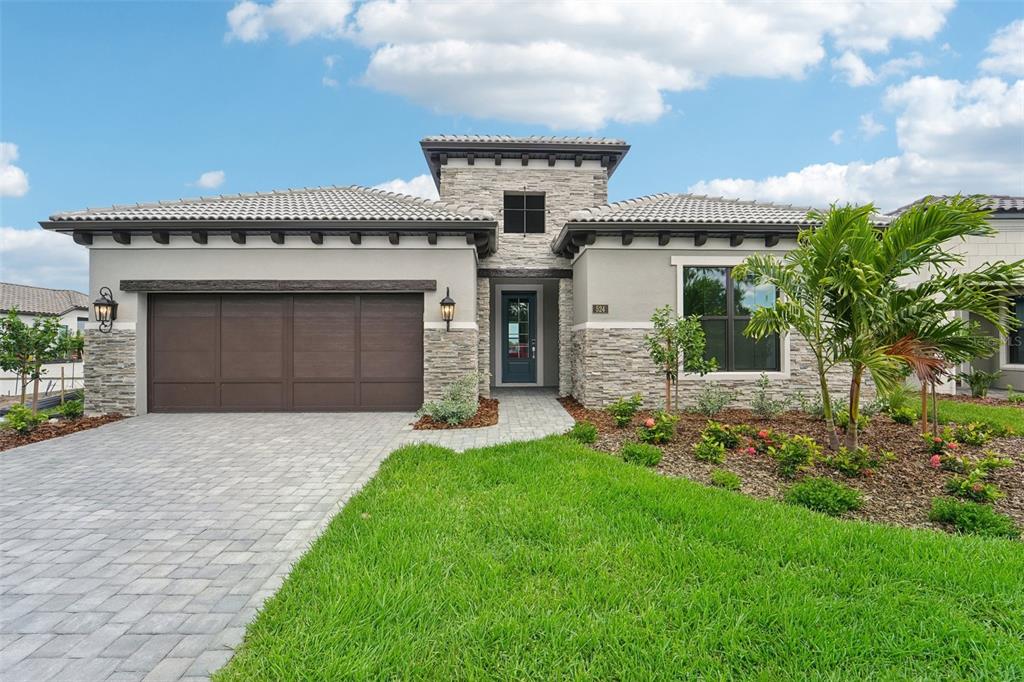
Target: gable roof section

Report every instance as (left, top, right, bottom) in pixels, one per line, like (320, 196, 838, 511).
(0, 282, 89, 317)
(420, 135, 631, 187)
(887, 195, 1024, 216)
(44, 185, 493, 224)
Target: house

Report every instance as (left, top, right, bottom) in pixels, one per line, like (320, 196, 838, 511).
(889, 196, 1024, 391)
(43, 135, 874, 416)
(0, 282, 89, 397)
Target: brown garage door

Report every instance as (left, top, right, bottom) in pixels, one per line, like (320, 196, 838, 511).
(148, 293, 423, 412)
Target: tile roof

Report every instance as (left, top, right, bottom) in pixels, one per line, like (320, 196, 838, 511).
(567, 193, 823, 225)
(421, 135, 627, 146)
(0, 282, 89, 317)
(887, 195, 1024, 215)
(47, 185, 494, 223)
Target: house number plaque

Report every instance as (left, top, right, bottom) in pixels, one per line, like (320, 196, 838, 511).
(592, 304, 609, 314)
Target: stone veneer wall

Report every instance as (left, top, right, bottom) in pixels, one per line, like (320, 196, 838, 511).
(439, 165, 607, 269)
(423, 328, 479, 403)
(571, 327, 874, 409)
(84, 328, 137, 416)
(558, 279, 573, 396)
(476, 278, 491, 398)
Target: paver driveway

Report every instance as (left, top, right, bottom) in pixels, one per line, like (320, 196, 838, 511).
(0, 412, 414, 681)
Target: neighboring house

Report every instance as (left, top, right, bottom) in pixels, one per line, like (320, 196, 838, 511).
(889, 196, 1024, 391)
(43, 135, 880, 416)
(0, 282, 89, 397)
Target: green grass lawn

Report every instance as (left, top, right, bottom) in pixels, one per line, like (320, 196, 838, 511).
(216, 438, 1024, 681)
(934, 398, 1024, 434)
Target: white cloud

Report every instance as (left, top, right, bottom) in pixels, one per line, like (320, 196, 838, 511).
(980, 19, 1024, 76)
(689, 75, 1024, 211)
(0, 142, 29, 197)
(322, 54, 341, 88)
(194, 170, 226, 189)
(0, 227, 88, 292)
(832, 51, 925, 86)
(227, 0, 352, 43)
(227, 0, 954, 129)
(372, 174, 439, 201)
(830, 129, 844, 145)
(859, 113, 886, 138)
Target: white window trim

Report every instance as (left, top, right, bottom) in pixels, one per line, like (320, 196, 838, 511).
(493, 284, 545, 387)
(671, 255, 791, 379)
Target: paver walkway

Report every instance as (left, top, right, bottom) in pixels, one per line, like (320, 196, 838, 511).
(0, 390, 571, 681)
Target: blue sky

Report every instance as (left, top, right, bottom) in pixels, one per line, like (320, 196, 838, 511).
(2, 1, 1022, 293)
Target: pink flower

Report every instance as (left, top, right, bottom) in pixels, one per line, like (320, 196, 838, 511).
(757, 430, 769, 439)
(929, 455, 942, 469)
(972, 483, 984, 493)
(947, 442, 958, 450)
(933, 437, 943, 443)
(746, 447, 756, 456)
(644, 418, 656, 428)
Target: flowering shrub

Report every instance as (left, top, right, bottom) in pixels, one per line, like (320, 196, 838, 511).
(701, 421, 742, 450)
(949, 422, 990, 447)
(929, 455, 942, 469)
(747, 428, 780, 456)
(769, 435, 821, 478)
(692, 434, 726, 463)
(710, 469, 741, 491)
(567, 421, 598, 444)
(620, 441, 662, 467)
(606, 394, 644, 428)
(945, 473, 1003, 504)
(822, 446, 895, 478)
(636, 411, 678, 444)
(924, 435, 959, 455)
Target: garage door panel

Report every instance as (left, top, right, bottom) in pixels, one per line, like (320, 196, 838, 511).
(149, 292, 422, 412)
(292, 382, 358, 410)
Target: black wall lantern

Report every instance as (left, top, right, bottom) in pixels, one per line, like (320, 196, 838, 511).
(93, 287, 118, 333)
(440, 287, 456, 331)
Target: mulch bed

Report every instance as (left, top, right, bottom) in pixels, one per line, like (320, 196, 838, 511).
(0, 414, 125, 452)
(559, 397, 1023, 534)
(413, 398, 499, 430)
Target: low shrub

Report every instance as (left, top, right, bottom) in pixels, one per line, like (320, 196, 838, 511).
(692, 434, 726, 463)
(796, 393, 846, 422)
(823, 446, 895, 478)
(710, 469, 741, 491)
(693, 382, 734, 417)
(52, 399, 84, 419)
(637, 411, 679, 445)
(834, 410, 870, 433)
(958, 369, 1001, 398)
(620, 442, 662, 467)
(606, 393, 644, 428)
(945, 474, 1003, 504)
(889, 406, 916, 425)
(950, 422, 990, 447)
(2, 404, 47, 434)
(418, 374, 479, 425)
(567, 421, 598, 444)
(747, 428, 781, 456)
(784, 477, 863, 516)
(1008, 385, 1024, 404)
(878, 386, 916, 414)
(924, 434, 960, 455)
(928, 498, 1019, 539)
(701, 421, 742, 449)
(769, 434, 821, 478)
(750, 373, 789, 419)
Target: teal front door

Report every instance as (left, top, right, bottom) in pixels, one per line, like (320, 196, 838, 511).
(501, 291, 537, 383)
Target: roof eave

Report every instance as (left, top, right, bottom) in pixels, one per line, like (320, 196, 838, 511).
(551, 222, 807, 257)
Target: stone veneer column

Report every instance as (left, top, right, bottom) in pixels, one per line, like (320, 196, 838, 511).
(558, 279, 573, 396)
(476, 278, 491, 398)
(422, 328, 479, 404)
(84, 328, 137, 416)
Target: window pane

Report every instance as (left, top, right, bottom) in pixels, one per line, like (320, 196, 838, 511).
(504, 194, 524, 209)
(734, 276, 776, 316)
(700, 320, 727, 368)
(525, 210, 545, 233)
(525, 194, 545, 210)
(733, 325, 779, 371)
(683, 268, 728, 316)
(1010, 296, 1024, 364)
(504, 209, 525, 233)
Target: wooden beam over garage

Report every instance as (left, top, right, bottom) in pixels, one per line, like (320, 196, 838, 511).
(120, 279, 438, 292)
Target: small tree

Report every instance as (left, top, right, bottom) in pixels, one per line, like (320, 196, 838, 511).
(0, 310, 64, 410)
(644, 305, 716, 411)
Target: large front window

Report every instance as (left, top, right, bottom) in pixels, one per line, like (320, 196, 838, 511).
(1009, 295, 1024, 365)
(683, 267, 779, 371)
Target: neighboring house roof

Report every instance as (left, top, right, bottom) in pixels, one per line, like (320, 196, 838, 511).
(887, 195, 1024, 216)
(0, 282, 89, 317)
(567, 193, 821, 226)
(420, 135, 631, 186)
(44, 185, 493, 223)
